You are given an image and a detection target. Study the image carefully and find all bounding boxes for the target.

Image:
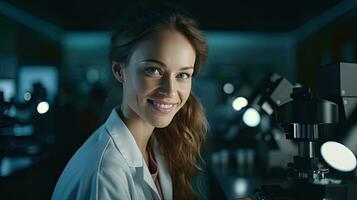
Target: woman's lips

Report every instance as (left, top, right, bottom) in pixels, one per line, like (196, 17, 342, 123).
(148, 99, 177, 113)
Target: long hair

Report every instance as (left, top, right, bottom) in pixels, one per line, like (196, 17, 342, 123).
(155, 92, 208, 199)
(110, 3, 208, 199)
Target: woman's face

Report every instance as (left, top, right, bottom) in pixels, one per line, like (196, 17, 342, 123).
(119, 30, 196, 128)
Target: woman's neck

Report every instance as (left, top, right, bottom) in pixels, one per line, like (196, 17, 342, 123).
(117, 106, 154, 164)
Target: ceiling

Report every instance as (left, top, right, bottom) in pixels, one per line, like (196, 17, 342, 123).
(3, 0, 343, 31)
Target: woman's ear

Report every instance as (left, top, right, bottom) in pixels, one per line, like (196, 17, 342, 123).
(112, 62, 125, 83)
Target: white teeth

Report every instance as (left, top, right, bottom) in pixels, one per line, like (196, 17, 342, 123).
(152, 101, 174, 109)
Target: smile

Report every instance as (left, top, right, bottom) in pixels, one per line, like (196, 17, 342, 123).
(148, 99, 177, 113)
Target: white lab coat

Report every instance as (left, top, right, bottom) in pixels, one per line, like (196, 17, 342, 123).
(52, 109, 173, 200)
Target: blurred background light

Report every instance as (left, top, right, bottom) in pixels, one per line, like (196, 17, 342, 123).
(232, 97, 248, 111)
(242, 108, 261, 127)
(37, 101, 49, 114)
(233, 178, 248, 196)
(86, 68, 100, 83)
(223, 83, 235, 94)
(321, 141, 357, 172)
(24, 91, 32, 101)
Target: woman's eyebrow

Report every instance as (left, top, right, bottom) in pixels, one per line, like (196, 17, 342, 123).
(141, 59, 194, 70)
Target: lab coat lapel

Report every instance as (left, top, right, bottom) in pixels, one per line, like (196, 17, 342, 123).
(153, 141, 173, 200)
(105, 109, 161, 199)
(105, 109, 142, 167)
(142, 163, 161, 200)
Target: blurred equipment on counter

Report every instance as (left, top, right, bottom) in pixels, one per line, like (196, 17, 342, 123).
(225, 73, 294, 140)
(0, 79, 15, 102)
(245, 73, 293, 117)
(0, 81, 53, 177)
(18, 66, 58, 103)
(211, 73, 296, 198)
(223, 73, 296, 171)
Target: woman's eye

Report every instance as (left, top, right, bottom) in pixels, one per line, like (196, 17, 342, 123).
(144, 67, 161, 76)
(177, 72, 191, 80)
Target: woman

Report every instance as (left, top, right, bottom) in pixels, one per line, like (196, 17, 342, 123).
(52, 3, 208, 200)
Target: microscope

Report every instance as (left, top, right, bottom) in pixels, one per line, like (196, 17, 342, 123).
(254, 87, 349, 200)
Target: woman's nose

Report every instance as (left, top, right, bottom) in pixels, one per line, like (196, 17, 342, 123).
(158, 76, 177, 97)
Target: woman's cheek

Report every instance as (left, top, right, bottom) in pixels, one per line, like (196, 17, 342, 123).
(182, 82, 192, 96)
(137, 78, 157, 94)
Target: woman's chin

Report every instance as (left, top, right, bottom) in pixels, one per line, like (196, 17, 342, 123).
(150, 117, 174, 128)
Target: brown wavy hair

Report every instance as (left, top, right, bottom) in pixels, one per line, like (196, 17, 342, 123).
(110, 3, 208, 199)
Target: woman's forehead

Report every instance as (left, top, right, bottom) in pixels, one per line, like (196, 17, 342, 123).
(129, 30, 196, 68)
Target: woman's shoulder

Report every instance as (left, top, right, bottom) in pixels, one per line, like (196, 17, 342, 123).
(58, 123, 127, 177)
(52, 126, 132, 200)
(76, 124, 130, 171)
(98, 134, 130, 171)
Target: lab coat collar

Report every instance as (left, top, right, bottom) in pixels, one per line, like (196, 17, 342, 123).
(104, 109, 143, 167)
(103, 109, 161, 199)
(104, 109, 172, 200)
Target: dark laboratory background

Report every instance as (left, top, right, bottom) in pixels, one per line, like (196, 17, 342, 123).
(1, 0, 357, 199)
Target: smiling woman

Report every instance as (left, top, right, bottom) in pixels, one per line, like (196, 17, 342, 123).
(115, 29, 197, 129)
(51, 2, 208, 200)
